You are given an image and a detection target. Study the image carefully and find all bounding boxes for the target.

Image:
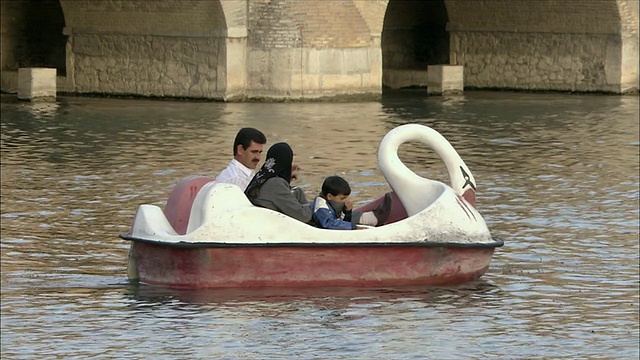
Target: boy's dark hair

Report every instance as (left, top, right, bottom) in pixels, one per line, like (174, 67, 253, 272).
(321, 176, 351, 197)
(233, 127, 267, 156)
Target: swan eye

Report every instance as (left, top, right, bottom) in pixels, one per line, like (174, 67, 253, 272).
(460, 166, 476, 191)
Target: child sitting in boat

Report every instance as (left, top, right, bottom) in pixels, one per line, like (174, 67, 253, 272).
(311, 176, 392, 230)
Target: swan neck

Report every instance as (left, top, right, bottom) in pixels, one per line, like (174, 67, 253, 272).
(378, 125, 476, 198)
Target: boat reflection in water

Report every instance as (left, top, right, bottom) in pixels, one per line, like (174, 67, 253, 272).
(126, 281, 502, 308)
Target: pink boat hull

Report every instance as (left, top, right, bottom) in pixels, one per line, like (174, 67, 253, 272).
(130, 241, 497, 288)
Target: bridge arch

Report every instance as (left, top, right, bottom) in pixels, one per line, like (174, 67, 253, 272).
(1, 0, 636, 98)
(381, 0, 448, 89)
(445, 0, 637, 93)
(0, 0, 67, 89)
(370, 0, 638, 93)
(55, 0, 246, 99)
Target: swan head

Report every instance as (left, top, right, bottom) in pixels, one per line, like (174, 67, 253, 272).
(455, 165, 477, 207)
(378, 124, 478, 213)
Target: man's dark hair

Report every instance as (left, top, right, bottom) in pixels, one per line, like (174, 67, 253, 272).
(233, 127, 266, 156)
(321, 176, 351, 197)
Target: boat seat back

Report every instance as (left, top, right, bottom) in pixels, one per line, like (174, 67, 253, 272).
(405, 181, 446, 215)
(163, 176, 214, 235)
(186, 182, 253, 234)
(353, 191, 408, 225)
(353, 182, 445, 225)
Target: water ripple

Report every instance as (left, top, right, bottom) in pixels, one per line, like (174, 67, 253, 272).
(1, 92, 638, 359)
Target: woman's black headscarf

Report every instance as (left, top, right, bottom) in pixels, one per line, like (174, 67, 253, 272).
(245, 142, 293, 201)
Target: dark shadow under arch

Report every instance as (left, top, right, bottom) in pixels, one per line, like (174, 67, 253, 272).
(1, 0, 66, 75)
(381, 0, 449, 88)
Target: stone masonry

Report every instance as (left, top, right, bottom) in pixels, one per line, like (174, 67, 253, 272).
(0, 0, 637, 100)
(246, 0, 381, 99)
(446, 0, 639, 93)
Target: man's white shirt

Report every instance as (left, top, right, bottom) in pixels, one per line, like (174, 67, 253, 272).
(215, 159, 254, 190)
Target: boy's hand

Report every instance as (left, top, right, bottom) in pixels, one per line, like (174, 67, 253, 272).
(291, 163, 301, 181)
(344, 199, 353, 211)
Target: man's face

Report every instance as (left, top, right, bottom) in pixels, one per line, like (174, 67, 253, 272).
(236, 141, 264, 169)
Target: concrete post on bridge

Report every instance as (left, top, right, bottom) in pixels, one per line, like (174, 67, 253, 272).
(427, 65, 464, 96)
(221, 27, 248, 101)
(17, 67, 57, 101)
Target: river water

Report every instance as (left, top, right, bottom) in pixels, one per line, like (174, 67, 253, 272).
(1, 91, 638, 359)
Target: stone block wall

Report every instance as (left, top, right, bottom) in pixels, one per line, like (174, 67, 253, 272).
(60, 0, 228, 38)
(445, 0, 624, 35)
(247, 46, 381, 99)
(450, 32, 621, 93)
(60, 0, 230, 99)
(446, 0, 639, 93)
(246, 0, 381, 100)
(72, 34, 225, 98)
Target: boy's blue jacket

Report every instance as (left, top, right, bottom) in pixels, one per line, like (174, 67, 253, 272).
(311, 196, 356, 230)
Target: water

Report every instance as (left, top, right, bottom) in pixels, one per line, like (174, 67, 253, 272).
(1, 91, 638, 359)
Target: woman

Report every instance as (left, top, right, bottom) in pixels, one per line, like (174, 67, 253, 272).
(245, 142, 312, 223)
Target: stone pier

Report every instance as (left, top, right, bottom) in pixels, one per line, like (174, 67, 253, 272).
(17, 68, 57, 101)
(427, 65, 464, 95)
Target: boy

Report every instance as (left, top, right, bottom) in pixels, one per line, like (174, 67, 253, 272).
(311, 176, 392, 230)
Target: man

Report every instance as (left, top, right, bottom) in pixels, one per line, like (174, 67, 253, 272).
(215, 127, 267, 190)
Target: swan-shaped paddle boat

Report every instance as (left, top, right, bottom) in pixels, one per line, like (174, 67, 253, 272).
(120, 124, 503, 288)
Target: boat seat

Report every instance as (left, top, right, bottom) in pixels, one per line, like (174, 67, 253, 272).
(185, 182, 255, 234)
(163, 176, 214, 235)
(353, 191, 408, 225)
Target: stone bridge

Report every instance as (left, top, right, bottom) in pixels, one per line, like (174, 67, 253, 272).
(1, 0, 638, 100)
